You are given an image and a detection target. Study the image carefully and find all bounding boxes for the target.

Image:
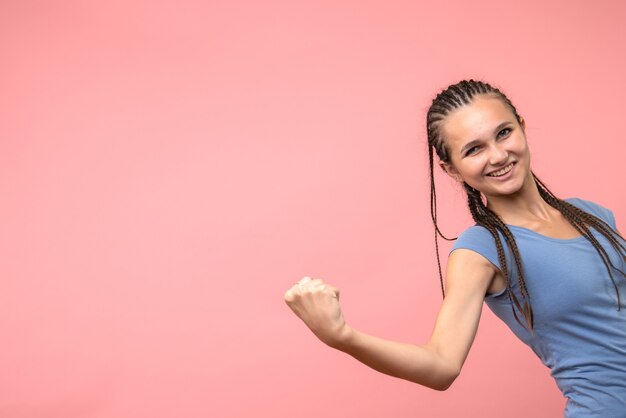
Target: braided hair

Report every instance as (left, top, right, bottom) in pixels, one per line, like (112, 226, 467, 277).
(426, 79, 626, 331)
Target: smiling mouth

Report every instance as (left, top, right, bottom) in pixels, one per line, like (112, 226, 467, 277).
(486, 163, 514, 177)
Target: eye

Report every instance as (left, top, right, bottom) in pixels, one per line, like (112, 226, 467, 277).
(497, 127, 512, 139)
(465, 146, 480, 156)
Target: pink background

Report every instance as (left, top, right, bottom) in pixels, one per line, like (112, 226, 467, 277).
(1, 1, 624, 417)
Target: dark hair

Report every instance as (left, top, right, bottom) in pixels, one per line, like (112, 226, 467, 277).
(426, 79, 626, 331)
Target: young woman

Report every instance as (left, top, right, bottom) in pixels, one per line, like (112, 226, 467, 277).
(284, 80, 626, 417)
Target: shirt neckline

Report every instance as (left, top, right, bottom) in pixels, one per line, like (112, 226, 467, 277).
(505, 224, 586, 243)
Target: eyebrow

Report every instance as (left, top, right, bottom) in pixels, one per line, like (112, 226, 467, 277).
(460, 121, 512, 155)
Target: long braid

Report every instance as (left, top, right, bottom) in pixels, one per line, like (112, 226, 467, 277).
(534, 175, 626, 259)
(428, 108, 457, 298)
(534, 176, 626, 309)
(464, 183, 534, 329)
(426, 79, 626, 331)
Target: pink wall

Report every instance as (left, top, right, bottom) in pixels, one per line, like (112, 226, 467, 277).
(1, 1, 624, 417)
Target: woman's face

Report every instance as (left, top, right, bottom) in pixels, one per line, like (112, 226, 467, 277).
(439, 95, 532, 199)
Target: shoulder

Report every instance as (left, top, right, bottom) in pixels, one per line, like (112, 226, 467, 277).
(450, 225, 505, 272)
(564, 197, 617, 229)
(453, 225, 500, 248)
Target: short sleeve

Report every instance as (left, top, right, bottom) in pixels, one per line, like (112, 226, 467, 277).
(565, 198, 617, 230)
(450, 225, 506, 272)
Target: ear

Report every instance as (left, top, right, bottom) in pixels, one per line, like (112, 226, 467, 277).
(439, 161, 462, 182)
(519, 116, 526, 130)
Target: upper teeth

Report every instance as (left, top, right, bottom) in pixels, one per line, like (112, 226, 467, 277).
(488, 163, 513, 177)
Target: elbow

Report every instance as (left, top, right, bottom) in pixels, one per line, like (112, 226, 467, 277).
(428, 367, 460, 391)
(432, 374, 458, 391)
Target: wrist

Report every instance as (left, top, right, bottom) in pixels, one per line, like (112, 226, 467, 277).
(327, 324, 355, 351)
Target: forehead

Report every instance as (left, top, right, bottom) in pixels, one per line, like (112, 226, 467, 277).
(441, 95, 515, 145)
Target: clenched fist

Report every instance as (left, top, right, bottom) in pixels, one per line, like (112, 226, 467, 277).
(284, 276, 351, 348)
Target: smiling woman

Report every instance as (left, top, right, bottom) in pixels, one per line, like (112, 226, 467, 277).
(284, 80, 626, 418)
(438, 96, 530, 198)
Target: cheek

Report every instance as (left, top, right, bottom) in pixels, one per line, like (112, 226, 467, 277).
(457, 159, 488, 180)
(514, 135, 530, 152)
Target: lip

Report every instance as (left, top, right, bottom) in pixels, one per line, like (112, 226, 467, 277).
(486, 162, 516, 179)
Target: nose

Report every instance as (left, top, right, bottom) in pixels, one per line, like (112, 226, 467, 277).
(488, 143, 508, 166)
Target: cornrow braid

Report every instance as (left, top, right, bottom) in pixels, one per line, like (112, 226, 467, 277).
(426, 79, 626, 331)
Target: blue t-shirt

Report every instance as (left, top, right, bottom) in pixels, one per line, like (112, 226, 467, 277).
(450, 198, 626, 418)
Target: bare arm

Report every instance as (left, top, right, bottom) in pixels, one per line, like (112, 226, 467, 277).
(284, 249, 497, 390)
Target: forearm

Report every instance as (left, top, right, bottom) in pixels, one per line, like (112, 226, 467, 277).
(332, 326, 459, 391)
(284, 274, 479, 391)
